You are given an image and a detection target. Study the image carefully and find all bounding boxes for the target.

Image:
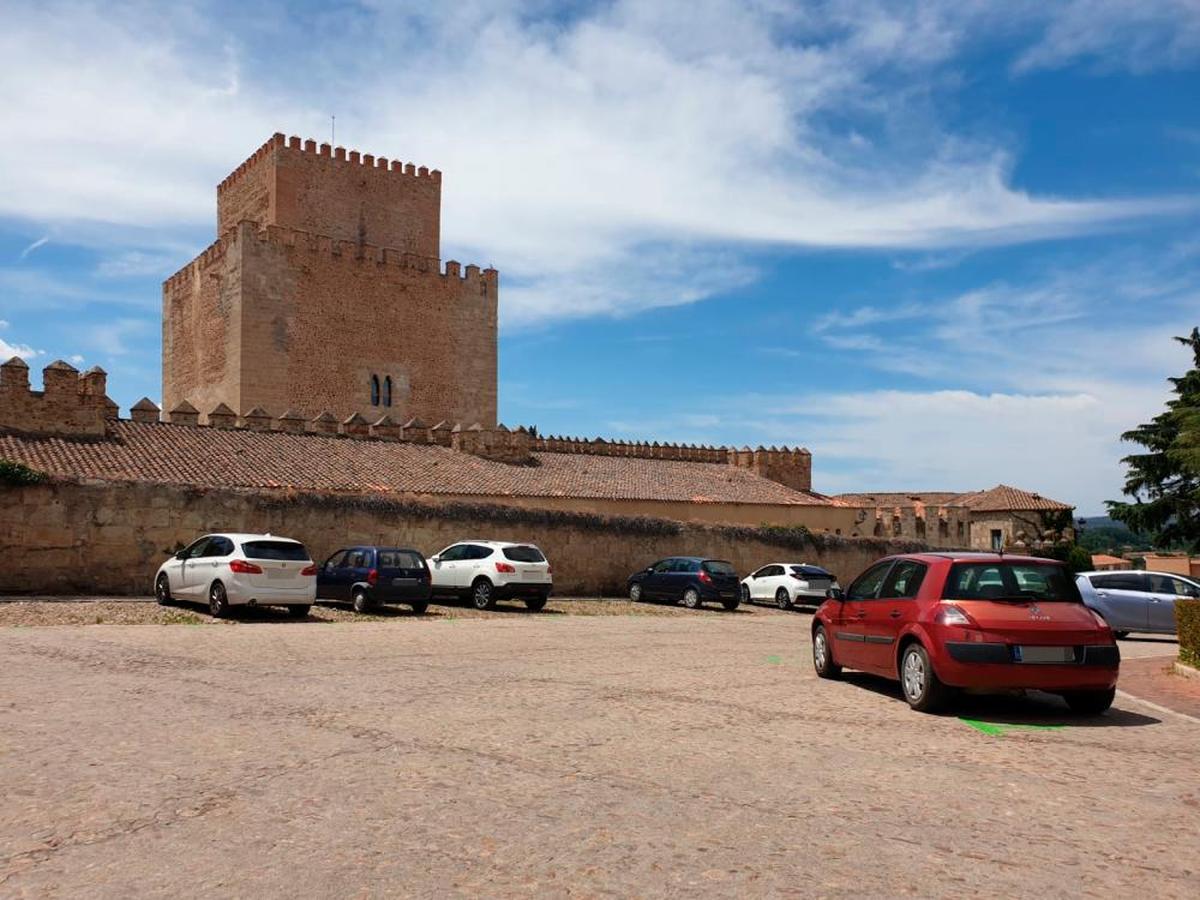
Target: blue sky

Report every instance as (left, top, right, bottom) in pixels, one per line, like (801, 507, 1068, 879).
(1, 1, 1198, 515)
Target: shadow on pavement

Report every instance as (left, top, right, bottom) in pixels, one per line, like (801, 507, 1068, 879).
(841, 671, 1161, 728)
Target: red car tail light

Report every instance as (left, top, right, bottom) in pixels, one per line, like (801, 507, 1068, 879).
(367, 568, 379, 586)
(300, 564, 317, 577)
(698, 570, 713, 584)
(229, 559, 263, 575)
(936, 603, 977, 627)
(495, 562, 516, 574)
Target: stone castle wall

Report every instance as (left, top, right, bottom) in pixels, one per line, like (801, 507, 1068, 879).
(217, 133, 442, 258)
(0, 479, 921, 596)
(0, 358, 113, 437)
(162, 221, 498, 427)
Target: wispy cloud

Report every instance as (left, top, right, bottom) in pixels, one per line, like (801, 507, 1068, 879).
(18, 235, 49, 258)
(0, 1, 1196, 325)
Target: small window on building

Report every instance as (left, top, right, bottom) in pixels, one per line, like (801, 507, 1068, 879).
(990, 529, 1003, 552)
(384, 376, 393, 407)
(370, 375, 380, 407)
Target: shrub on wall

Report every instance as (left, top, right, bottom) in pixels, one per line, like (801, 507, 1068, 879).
(0, 459, 47, 487)
(1178, 599, 1200, 668)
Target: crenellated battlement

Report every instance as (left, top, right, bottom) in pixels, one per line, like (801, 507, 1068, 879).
(216, 132, 441, 199)
(163, 222, 496, 296)
(0, 358, 115, 437)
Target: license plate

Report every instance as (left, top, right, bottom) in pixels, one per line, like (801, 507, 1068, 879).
(1015, 645, 1075, 664)
(267, 568, 292, 580)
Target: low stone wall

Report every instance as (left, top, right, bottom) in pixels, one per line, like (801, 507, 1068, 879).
(0, 479, 927, 596)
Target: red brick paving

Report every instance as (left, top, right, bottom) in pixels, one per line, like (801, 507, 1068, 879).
(1120, 655, 1200, 719)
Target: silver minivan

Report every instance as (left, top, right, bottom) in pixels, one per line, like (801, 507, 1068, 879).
(1075, 570, 1200, 637)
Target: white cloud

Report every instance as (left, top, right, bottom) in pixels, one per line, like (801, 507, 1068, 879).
(79, 317, 155, 357)
(18, 235, 49, 258)
(0, 1, 1195, 325)
(0, 319, 41, 360)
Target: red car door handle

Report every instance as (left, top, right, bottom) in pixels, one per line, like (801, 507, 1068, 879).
(889, 610, 902, 618)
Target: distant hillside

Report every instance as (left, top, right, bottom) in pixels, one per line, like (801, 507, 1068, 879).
(1075, 515, 1155, 553)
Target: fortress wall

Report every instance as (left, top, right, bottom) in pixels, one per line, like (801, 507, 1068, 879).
(0, 479, 922, 596)
(217, 133, 442, 257)
(239, 224, 497, 425)
(161, 234, 244, 416)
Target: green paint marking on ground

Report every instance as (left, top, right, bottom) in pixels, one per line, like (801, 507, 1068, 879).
(765, 655, 784, 665)
(960, 718, 1066, 736)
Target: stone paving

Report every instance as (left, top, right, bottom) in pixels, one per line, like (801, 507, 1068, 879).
(1, 609, 1197, 897)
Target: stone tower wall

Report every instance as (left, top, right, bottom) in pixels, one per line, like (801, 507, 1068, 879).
(216, 133, 442, 259)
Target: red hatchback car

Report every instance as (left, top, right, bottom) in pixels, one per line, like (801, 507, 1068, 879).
(811, 553, 1120, 713)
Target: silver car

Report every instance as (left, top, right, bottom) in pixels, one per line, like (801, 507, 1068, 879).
(1075, 570, 1200, 637)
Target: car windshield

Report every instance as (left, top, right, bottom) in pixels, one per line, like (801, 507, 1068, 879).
(241, 540, 309, 561)
(943, 562, 1081, 602)
(502, 546, 546, 563)
(791, 565, 831, 578)
(702, 560, 736, 576)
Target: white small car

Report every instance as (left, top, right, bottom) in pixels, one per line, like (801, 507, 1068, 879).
(154, 533, 317, 618)
(428, 540, 552, 611)
(741, 562, 839, 610)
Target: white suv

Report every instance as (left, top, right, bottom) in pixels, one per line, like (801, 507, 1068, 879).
(428, 540, 552, 611)
(741, 562, 839, 610)
(154, 533, 317, 618)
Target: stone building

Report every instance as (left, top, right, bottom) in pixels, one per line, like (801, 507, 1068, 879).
(835, 486, 1075, 551)
(0, 134, 1073, 545)
(163, 134, 497, 427)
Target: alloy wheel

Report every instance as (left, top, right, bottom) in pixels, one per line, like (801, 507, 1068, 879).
(814, 631, 828, 669)
(902, 649, 925, 701)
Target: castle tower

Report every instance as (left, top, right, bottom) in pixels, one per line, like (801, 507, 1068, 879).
(162, 133, 498, 426)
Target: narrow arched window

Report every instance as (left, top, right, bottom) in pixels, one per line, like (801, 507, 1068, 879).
(384, 376, 393, 407)
(370, 375, 380, 406)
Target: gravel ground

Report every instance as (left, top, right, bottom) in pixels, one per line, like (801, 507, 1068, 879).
(0, 596, 794, 627)
(1, 608, 1196, 897)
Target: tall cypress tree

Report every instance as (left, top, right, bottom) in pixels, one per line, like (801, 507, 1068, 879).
(1108, 327, 1200, 551)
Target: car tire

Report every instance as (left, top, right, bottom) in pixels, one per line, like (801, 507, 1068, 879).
(1062, 687, 1116, 715)
(155, 573, 172, 606)
(899, 643, 950, 713)
(721, 597, 739, 611)
(472, 578, 496, 611)
(410, 601, 429, 615)
(682, 587, 702, 609)
(740, 585, 751, 605)
(1112, 631, 1129, 640)
(288, 604, 311, 619)
(352, 588, 373, 614)
(525, 596, 547, 612)
(812, 625, 841, 679)
(208, 581, 230, 618)
(775, 587, 792, 611)
(629, 583, 643, 602)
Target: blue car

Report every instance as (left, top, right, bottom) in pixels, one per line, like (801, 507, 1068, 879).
(317, 545, 432, 614)
(627, 557, 741, 610)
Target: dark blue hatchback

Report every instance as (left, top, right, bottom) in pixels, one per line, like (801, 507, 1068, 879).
(316, 546, 432, 614)
(627, 557, 741, 610)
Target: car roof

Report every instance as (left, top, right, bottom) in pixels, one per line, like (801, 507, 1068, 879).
(451, 540, 539, 548)
(885, 552, 1060, 565)
(205, 533, 302, 543)
(1079, 569, 1197, 580)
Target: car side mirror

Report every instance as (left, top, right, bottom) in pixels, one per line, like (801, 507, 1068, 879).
(825, 587, 845, 602)
(174, 550, 187, 560)
(431, 556, 441, 564)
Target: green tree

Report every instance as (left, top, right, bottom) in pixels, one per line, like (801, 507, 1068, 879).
(1108, 327, 1200, 551)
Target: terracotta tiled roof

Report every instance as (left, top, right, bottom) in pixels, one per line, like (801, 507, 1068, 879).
(1089, 554, 1128, 567)
(836, 485, 1072, 512)
(0, 421, 832, 506)
(953, 484, 1073, 512)
(834, 492, 963, 507)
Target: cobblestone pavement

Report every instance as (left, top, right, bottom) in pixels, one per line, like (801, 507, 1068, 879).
(1, 610, 1197, 898)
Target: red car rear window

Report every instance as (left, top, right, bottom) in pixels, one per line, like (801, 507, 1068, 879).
(943, 562, 1082, 602)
